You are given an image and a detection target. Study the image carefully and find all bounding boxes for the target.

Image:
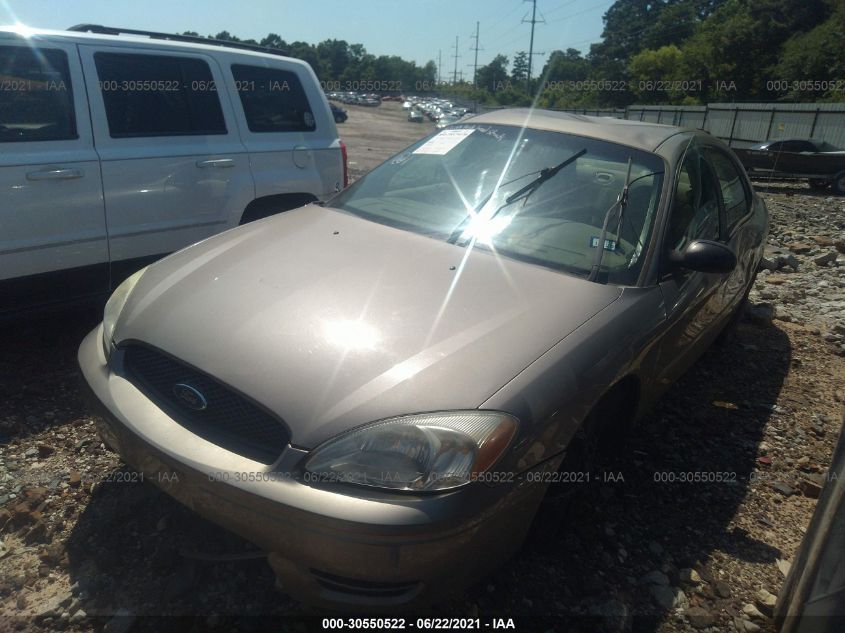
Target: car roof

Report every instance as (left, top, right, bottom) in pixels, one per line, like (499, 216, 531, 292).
(468, 108, 693, 153)
(0, 25, 309, 69)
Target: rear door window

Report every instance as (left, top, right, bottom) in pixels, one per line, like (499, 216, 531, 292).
(705, 148, 751, 232)
(0, 45, 76, 142)
(231, 64, 316, 133)
(94, 52, 226, 137)
(666, 149, 721, 251)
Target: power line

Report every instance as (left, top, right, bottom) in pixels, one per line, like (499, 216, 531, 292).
(546, 0, 614, 24)
(484, 2, 524, 37)
(543, 0, 580, 17)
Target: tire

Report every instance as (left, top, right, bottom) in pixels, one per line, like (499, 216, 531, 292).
(716, 270, 757, 346)
(528, 385, 635, 545)
(834, 171, 845, 195)
(809, 178, 830, 191)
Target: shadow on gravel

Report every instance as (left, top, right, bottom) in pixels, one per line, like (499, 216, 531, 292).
(0, 306, 101, 446)
(51, 315, 788, 631)
(64, 476, 300, 630)
(455, 320, 792, 631)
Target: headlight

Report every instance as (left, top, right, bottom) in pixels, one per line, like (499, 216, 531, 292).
(303, 411, 518, 492)
(102, 267, 147, 356)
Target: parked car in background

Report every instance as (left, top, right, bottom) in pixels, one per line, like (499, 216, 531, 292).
(734, 138, 845, 194)
(330, 104, 347, 123)
(407, 109, 424, 122)
(750, 139, 842, 153)
(0, 24, 347, 317)
(80, 109, 766, 609)
(435, 114, 460, 129)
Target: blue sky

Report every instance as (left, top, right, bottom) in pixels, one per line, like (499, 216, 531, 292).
(1, 0, 611, 73)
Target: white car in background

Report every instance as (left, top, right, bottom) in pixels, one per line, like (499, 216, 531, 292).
(0, 24, 347, 316)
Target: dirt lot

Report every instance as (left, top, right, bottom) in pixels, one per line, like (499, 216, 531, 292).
(1, 105, 845, 632)
(335, 101, 435, 180)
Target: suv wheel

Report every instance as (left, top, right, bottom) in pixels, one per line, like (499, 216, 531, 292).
(834, 172, 845, 195)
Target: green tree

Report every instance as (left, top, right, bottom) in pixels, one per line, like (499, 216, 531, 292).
(259, 34, 287, 50)
(476, 54, 511, 93)
(511, 51, 529, 83)
(774, 0, 845, 101)
(628, 45, 692, 103)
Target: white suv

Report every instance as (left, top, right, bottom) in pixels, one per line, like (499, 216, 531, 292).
(0, 25, 348, 315)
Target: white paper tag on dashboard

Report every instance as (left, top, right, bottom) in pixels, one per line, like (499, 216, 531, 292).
(413, 128, 475, 155)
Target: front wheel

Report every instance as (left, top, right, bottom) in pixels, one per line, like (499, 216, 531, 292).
(527, 386, 635, 546)
(833, 171, 845, 195)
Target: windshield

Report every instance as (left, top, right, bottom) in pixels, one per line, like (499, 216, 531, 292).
(330, 123, 665, 284)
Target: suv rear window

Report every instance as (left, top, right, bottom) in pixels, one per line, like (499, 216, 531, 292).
(0, 46, 76, 142)
(94, 52, 226, 138)
(232, 64, 316, 133)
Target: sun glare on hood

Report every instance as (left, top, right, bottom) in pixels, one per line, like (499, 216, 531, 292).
(323, 319, 380, 351)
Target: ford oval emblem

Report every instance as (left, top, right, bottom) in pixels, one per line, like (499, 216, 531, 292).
(172, 383, 208, 411)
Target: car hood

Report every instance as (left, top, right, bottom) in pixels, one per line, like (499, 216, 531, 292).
(115, 205, 621, 448)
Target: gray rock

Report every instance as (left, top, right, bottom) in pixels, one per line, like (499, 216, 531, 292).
(772, 482, 795, 496)
(650, 584, 677, 610)
(742, 603, 766, 620)
(680, 568, 703, 585)
(686, 605, 715, 629)
(714, 579, 732, 598)
(745, 302, 775, 327)
(814, 251, 837, 267)
(591, 599, 631, 633)
(33, 593, 70, 619)
(756, 588, 777, 615)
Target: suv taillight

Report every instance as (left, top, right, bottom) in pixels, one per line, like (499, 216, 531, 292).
(340, 141, 349, 188)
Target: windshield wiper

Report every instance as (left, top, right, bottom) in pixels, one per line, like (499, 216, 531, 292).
(448, 148, 586, 243)
(587, 158, 633, 282)
(504, 148, 587, 206)
(587, 161, 665, 283)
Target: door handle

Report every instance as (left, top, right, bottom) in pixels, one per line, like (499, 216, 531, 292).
(26, 168, 84, 181)
(196, 159, 235, 168)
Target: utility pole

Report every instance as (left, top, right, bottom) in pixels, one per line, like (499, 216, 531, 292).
(451, 35, 460, 85)
(522, 0, 544, 92)
(470, 21, 481, 88)
(437, 49, 442, 85)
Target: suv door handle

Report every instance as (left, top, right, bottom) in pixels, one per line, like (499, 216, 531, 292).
(196, 159, 235, 168)
(26, 168, 84, 181)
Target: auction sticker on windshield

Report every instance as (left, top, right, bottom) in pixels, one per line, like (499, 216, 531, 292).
(413, 128, 475, 155)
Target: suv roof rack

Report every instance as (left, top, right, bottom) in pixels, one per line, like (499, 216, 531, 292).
(67, 24, 289, 57)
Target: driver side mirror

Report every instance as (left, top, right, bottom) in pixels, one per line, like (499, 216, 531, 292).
(669, 239, 737, 274)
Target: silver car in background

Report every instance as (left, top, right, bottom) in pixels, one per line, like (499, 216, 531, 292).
(79, 109, 767, 608)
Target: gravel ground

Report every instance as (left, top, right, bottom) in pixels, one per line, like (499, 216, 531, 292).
(1, 108, 844, 632)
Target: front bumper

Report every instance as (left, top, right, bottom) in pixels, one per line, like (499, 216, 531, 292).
(77, 325, 547, 609)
